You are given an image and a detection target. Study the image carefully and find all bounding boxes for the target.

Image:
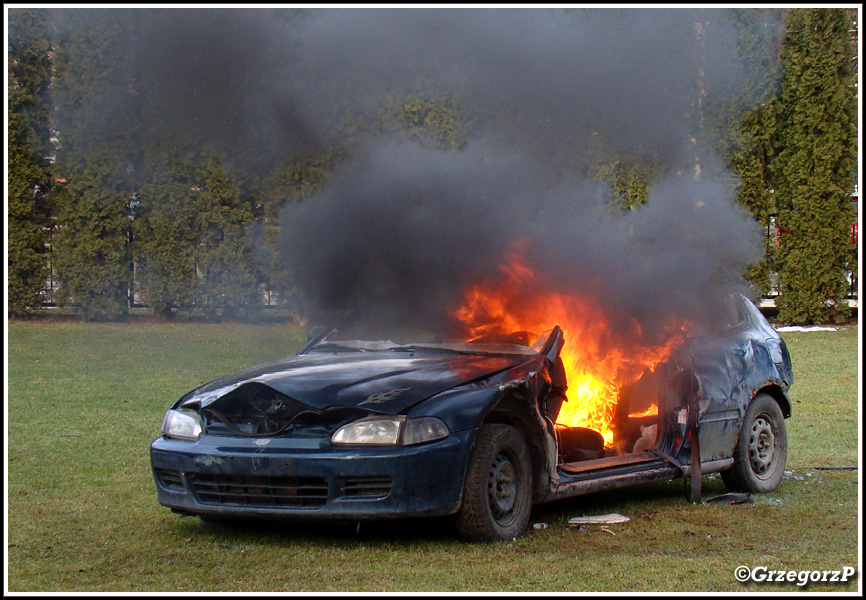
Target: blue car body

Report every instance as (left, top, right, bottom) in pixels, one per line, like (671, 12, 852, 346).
(151, 293, 793, 540)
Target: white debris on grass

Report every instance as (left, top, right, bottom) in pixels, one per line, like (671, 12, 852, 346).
(783, 469, 816, 481)
(568, 513, 630, 526)
(775, 325, 838, 332)
(761, 496, 784, 505)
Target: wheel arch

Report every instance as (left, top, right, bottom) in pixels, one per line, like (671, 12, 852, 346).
(454, 419, 536, 541)
(754, 384, 792, 419)
(475, 391, 550, 503)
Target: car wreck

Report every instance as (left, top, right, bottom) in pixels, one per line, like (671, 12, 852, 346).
(151, 293, 793, 541)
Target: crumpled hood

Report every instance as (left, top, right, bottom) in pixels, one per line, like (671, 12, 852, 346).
(179, 349, 529, 414)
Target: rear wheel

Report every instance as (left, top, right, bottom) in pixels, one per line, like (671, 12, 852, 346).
(455, 424, 533, 541)
(722, 394, 787, 493)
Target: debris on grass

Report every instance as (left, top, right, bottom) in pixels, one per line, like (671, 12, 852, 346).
(706, 493, 754, 504)
(813, 466, 858, 471)
(761, 496, 784, 505)
(568, 513, 630, 526)
(569, 513, 629, 535)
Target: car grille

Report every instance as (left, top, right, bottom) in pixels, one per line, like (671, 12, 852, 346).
(155, 468, 186, 491)
(342, 476, 392, 499)
(189, 474, 328, 508)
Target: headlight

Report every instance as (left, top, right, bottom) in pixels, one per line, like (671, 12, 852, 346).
(331, 416, 450, 446)
(332, 416, 404, 445)
(403, 417, 450, 445)
(162, 408, 203, 441)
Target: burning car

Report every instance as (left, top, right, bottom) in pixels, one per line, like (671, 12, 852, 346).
(151, 292, 793, 541)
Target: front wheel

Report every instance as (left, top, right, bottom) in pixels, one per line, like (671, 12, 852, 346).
(722, 394, 787, 493)
(455, 424, 533, 542)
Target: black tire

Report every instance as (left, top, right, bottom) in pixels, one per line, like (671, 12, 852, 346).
(722, 394, 787, 493)
(455, 424, 533, 542)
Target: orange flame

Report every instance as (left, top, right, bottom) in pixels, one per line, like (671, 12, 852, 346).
(627, 404, 659, 419)
(454, 244, 684, 447)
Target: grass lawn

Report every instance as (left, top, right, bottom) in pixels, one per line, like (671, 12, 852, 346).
(5, 320, 860, 592)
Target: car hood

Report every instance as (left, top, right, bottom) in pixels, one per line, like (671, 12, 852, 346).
(180, 349, 530, 414)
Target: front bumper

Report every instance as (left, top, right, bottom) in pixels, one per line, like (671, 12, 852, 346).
(150, 429, 474, 520)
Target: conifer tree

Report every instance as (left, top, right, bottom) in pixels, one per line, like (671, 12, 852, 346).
(51, 155, 134, 320)
(48, 10, 143, 319)
(50, 9, 141, 175)
(773, 8, 857, 324)
(258, 152, 339, 310)
(732, 104, 779, 294)
(134, 161, 198, 318)
(8, 8, 54, 316)
(193, 157, 260, 319)
(719, 8, 786, 295)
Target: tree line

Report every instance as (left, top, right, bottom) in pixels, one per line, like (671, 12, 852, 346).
(7, 8, 858, 324)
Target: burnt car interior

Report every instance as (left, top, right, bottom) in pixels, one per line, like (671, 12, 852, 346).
(539, 294, 754, 469)
(545, 364, 667, 464)
(549, 365, 695, 466)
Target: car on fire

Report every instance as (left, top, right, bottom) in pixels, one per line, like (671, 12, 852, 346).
(151, 293, 793, 541)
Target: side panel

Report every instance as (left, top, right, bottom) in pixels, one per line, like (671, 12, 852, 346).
(691, 341, 749, 462)
(687, 297, 793, 463)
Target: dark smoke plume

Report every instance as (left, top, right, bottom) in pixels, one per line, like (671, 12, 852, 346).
(46, 8, 773, 343)
(273, 8, 765, 344)
(287, 8, 744, 164)
(130, 9, 324, 163)
(279, 139, 761, 346)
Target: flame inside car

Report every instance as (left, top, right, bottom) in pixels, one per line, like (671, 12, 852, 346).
(453, 244, 686, 448)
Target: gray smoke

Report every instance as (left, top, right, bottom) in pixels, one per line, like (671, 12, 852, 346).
(273, 8, 765, 345)
(130, 9, 324, 164)
(280, 139, 761, 346)
(287, 8, 740, 163)
(51, 8, 753, 175)
(48, 7, 771, 345)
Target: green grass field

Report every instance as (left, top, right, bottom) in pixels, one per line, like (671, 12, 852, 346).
(5, 320, 860, 592)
